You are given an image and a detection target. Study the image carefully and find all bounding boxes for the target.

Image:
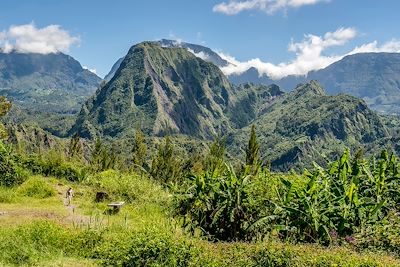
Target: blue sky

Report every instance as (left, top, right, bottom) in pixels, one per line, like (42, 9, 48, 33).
(0, 0, 399, 78)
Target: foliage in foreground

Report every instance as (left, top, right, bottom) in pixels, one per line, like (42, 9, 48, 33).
(176, 165, 252, 241)
(269, 149, 400, 244)
(0, 220, 399, 267)
(176, 149, 400, 244)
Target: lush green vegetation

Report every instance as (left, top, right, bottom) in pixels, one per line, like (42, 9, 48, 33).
(1, 120, 400, 266)
(1, 43, 400, 266)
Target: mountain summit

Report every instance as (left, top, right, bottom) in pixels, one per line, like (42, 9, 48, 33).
(104, 39, 229, 82)
(73, 42, 234, 139)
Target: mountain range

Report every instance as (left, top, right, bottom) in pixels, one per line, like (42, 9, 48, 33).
(230, 53, 400, 115)
(105, 40, 400, 116)
(73, 41, 234, 139)
(71, 41, 400, 170)
(1, 40, 399, 170)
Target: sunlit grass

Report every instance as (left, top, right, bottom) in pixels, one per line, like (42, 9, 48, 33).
(1, 173, 400, 266)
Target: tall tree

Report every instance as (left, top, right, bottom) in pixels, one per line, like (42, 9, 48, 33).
(0, 96, 12, 139)
(132, 127, 147, 168)
(205, 136, 226, 175)
(90, 138, 118, 172)
(245, 125, 261, 174)
(68, 133, 83, 161)
(150, 137, 181, 184)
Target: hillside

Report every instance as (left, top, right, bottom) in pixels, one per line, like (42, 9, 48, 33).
(228, 81, 394, 170)
(229, 53, 400, 115)
(0, 52, 102, 114)
(227, 83, 284, 128)
(307, 53, 400, 114)
(73, 42, 235, 139)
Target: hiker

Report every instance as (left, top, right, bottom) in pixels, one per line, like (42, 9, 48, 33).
(66, 187, 74, 206)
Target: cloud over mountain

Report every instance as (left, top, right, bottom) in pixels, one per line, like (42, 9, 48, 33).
(213, 0, 327, 15)
(0, 23, 79, 54)
(217, 27, 400, 79)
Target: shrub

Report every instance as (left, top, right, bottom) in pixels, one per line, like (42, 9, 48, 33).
(16, 176, 55, 198)
(0, 141, 28, 187)
(22, 154, 86, 182)
(94, 228, 200, 267)
(87, 170, 169, 205)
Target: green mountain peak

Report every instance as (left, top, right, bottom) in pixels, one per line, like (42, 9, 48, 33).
(72, 41, 234, 139)
(292, 80, 326, 98)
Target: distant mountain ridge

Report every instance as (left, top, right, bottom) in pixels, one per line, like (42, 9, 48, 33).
(0, 52, 101, 114)
(229, 53, 400, 115)
(228, 81, 393, 170)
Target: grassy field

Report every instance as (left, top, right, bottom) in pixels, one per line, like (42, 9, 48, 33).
(1, 172, 400, 266)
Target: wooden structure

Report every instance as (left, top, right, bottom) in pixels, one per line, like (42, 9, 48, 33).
(107, 201, 125, 213)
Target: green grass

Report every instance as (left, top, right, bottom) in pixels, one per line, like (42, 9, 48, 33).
(1, 173, 400, 266)
(0, 187, 18, 203)
(16, 176, 56, 198)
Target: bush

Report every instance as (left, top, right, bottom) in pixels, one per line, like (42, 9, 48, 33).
(86, 170, 168, 205)
(0, 141, 28, 187)
(95, 228, 200, 266)
(16, 176, 55, 198)
(22, 154, 86, 182)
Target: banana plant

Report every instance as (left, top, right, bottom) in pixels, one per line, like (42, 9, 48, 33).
(175, 164, 253, 241)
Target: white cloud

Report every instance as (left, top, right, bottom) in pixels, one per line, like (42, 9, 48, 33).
(218, 27, 400, 80)
(348, 39, 400, 54)
(83, 66, 97, 75)
(0, 23, 79, 54)
(168, 31, 183, 46)
(213, 0, 327, 15)
(187, 48, 211, 61)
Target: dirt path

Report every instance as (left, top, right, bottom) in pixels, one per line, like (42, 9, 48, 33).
(54, 183, 92, 226)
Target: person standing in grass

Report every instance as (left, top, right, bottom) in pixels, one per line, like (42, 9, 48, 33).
(66, 187, 74, 206)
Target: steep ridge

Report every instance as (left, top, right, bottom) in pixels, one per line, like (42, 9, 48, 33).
(72, 42, 234, 139)
(104, 39, 229, 82)
(227, 83, 284, 128)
